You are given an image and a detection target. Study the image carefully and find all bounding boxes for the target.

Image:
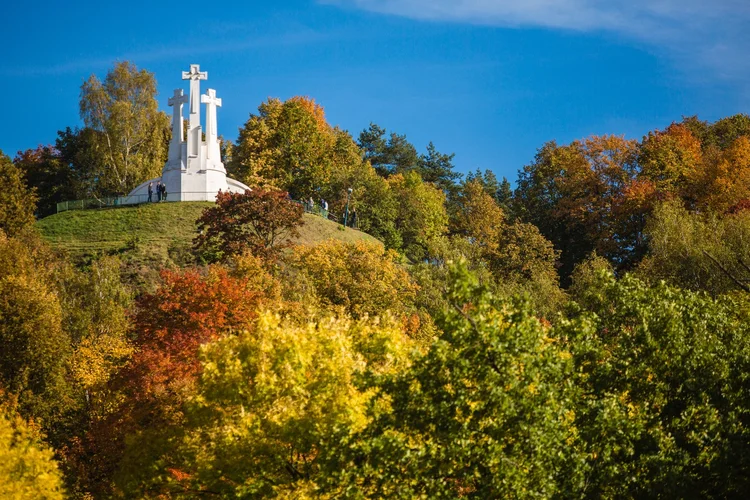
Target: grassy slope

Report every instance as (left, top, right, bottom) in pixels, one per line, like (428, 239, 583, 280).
(38, 201, 380, 264)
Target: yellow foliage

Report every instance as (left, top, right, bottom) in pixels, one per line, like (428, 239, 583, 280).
(290, 239, 419, 321)
(155, 312, 412, 497)
(0, 397, 64, 499)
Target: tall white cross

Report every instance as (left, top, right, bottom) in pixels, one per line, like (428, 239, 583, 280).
(181, 64, 207, 132)
(201, 88, 222, 162)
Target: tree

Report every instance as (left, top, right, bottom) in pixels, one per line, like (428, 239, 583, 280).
(113, 311, 411, 498)
(636, 200, 750, 295)
(194, 189, 303, 263)
(289, 240, 419, 321)
(323, 263, 585, 498)
(79, 61, 170, 195)
(515, 136, 639, 281)
(0, 151, 37, 236)
(638, 123, 703, 197)
(0, 395, 64, 499)
(388, 171, 448, 261)
(14, 145, 77, 217)
(75, 266, 264, 497)
(231, 97, 359, 201)
(449, 180, 564, 318)
(418, 141, 461, 196)
(358, 123, 419, 177)
(0, 233, 71, 427)
(562, 273, 750, 497)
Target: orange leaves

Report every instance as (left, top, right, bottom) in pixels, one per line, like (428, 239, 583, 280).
(129, 266, 262, 395)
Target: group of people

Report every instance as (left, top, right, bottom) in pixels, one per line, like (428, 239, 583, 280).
(305, 197, 329, 218)
(147, 181, 168, 202)
(303, 197, 357, 228)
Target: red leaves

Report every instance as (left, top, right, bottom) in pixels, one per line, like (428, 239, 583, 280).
(194, 189, 304, 263)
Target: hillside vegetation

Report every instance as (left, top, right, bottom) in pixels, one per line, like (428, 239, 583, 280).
(37, 201, 379, 263)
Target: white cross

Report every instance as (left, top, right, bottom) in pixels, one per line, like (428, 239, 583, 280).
(202, 88, 223, 161)
(181, 64, 207, 81)
(167, 88, 188, 143)
(181, 64, 208, 129)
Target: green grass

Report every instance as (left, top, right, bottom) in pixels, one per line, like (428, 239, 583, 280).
(37, 201, 380, 265)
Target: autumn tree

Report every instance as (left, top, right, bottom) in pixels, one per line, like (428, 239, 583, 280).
(114, 312, 412, 497)
(638, 123, 703, 197)
(74, 266, 265, 497)
(288, 240, 419, 321)
(0, 395, 64, 499)
(323, 263, 585, 498)
(0, 233, 71, 427)
(515, 135, 639, 281)
(0, 150, 38, 236)
(79, 61, 170, 195)
(194, 189, 303, 263)
(232, 97, 338, 197)
(388, 171, 448, 261)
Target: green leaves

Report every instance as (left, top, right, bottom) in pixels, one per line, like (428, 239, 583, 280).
(325, 261, 585, 498)
(78, 61, 169, 196)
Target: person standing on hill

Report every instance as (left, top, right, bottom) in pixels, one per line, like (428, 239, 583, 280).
(148, 181, 154, 203)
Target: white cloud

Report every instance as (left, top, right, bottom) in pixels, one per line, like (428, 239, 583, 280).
(322, 0, 750, 84)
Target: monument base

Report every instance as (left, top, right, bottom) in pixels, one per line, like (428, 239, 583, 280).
(128, 171, 251, 203)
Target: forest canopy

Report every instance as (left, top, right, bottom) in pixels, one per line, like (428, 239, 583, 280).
(3, 61, 750, 498)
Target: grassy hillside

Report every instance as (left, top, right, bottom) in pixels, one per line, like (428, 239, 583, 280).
(38, 202, 380, 265)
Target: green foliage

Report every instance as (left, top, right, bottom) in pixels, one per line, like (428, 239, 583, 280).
(418, 141, 461, 196)
(388, 170, 448, 261)
(562, 273, 750, 497)
(568, 252, 613, 307)
(0, 150, 38, 237)
(324, 263, 585, 498)
(637, 200, 750, 295)
(0, 396, 65, 499)
(358, 122, 420, 177)
(79, 61, 170, 195)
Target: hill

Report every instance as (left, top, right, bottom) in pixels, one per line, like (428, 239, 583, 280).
(38, 202, 380, 265)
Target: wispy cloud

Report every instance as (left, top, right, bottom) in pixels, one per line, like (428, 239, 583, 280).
(321, 0, 750, 84)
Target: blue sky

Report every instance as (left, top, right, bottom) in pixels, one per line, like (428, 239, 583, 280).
(1, 0, 748, 181)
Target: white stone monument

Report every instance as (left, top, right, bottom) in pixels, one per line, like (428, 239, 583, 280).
(128, 64, 250, 202)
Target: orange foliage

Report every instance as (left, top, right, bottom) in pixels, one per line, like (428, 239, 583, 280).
(288, 96, 328, 131)
(127, 266, 261, 398)
(639, 123, 703, 194)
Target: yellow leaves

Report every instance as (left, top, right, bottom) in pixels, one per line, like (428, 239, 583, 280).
(291, 239, 419, 322)
(70, 334, 133, 391)
(176, 310, 413, 494)
(0, 400, 64, 499)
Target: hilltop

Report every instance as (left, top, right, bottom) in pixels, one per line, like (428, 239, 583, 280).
(37, 202, 380, 266)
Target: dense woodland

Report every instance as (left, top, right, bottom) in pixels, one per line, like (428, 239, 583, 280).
(2, 61, 750, 498)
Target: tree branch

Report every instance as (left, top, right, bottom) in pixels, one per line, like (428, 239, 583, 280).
(702, 250, 750, 293)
